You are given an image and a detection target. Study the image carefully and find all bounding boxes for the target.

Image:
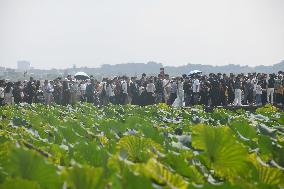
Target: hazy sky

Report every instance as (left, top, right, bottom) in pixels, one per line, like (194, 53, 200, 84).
(0, 0, 284, 69)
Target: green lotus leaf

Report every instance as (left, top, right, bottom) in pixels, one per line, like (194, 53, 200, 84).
(0, 178, 41, 189)
(189, 182, 245, 189)
(115, 168, 154, 189)
(2, 146, 62, 189)
(272, 141, 284, 167)
(117, 135, 163, 163)
(135, 158, 188, 189)
(258, 135, 273, 161)
(164, 152, 204, 185)
(249, 153, 284, 187)
(230, 119, 257, 140)
(57, 125, 81, 144)
(72, 141, 108, 167)
(257, 164, 284, 186)
(192, 125, 249, 180)
(1, 102, 284, 189)
(64, 165, 103, 189)
(138, 125, 164, 145)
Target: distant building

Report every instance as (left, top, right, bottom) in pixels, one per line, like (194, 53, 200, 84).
(17, 61, 31, 71)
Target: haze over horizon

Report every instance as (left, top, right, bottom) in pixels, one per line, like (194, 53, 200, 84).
(1, 0, 284, 69)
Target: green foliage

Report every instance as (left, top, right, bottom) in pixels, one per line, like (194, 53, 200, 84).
(249, 154, 284, 187)
(192, 125, 249, 180)
(258, 135, 274, 161)
(1, 146, 62, 189)
(256, 104, 278, 116)
(64, 165, 103, 189)
(230, 118, 257, 139)
(72, 141, 108, 167)
(0, 104, 283, 188)
(115, 168, 154, 189)
(135, 158, 188, 189)
(117, 135, 163, 162)
(164, 152, 204, 185)
(0, 178, 41, 189)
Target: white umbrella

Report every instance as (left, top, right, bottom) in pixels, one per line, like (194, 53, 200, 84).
(188, 70, 202, 75)
(74, 72, 90, 80)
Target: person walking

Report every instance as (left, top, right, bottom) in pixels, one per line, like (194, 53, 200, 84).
(192, 75, 200, 105)
(12, 82, 23, 104)
(25, 77, 36, 104)
(168, 79, 177, 105)
(86, 79, 96, 103)
(209, 74, 220, 106)
(172, 77, 184, 107)
(255, 82, 262, 106)
(183, 77, 192, 106)
(4, 82, 14, 105)
(234, 76, 242, 106)
(146, 79, 156, 105)
(53, 79, 63, 105)
(0, 81, 5, 106)
(121, 77, 129, 105)
(163, 74, 171, 104)
(106, 80, 116, 104)
(42, 80, 54, 105)
(274, 75, 283, 105)
(155, 74, 164, 103)
(129, 77, 139, 105)
(227, 74, 235, 105)
(70, 80, 80, 105)
(267, 74, 275, 104)
(79, 81, 87, 102)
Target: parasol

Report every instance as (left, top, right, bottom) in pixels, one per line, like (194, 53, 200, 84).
(74, 72, 90, 80)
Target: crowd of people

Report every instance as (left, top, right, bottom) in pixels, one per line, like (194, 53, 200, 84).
(0, 71, 284, 107)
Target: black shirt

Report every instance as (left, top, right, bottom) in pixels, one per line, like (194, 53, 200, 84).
(268, 78, 275, 88)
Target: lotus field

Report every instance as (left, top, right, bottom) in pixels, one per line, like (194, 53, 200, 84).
(0, 103, 284, 189)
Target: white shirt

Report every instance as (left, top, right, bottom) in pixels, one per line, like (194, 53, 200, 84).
(42, 83, 54, 94)
(4, 88, 13, 105)
(251, 78, 257, 91)
(163, 79, 171, 94)
(177, 81, 184, 94)
(121, 81, 128, 94)
(139, 86, 145, 95)
(146, 83, 156, 93)
(80, 83, 87, 91)
(256, 85, 262, 95)
(106, 84, 115, 97)
(0, 87, 4, 98)
(100, 82, 107, 91)
(163, 79, 170, 88)
(170, 82, 177, 93)
(70, 83, 79, 93)
(192, 79, 200, 93)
